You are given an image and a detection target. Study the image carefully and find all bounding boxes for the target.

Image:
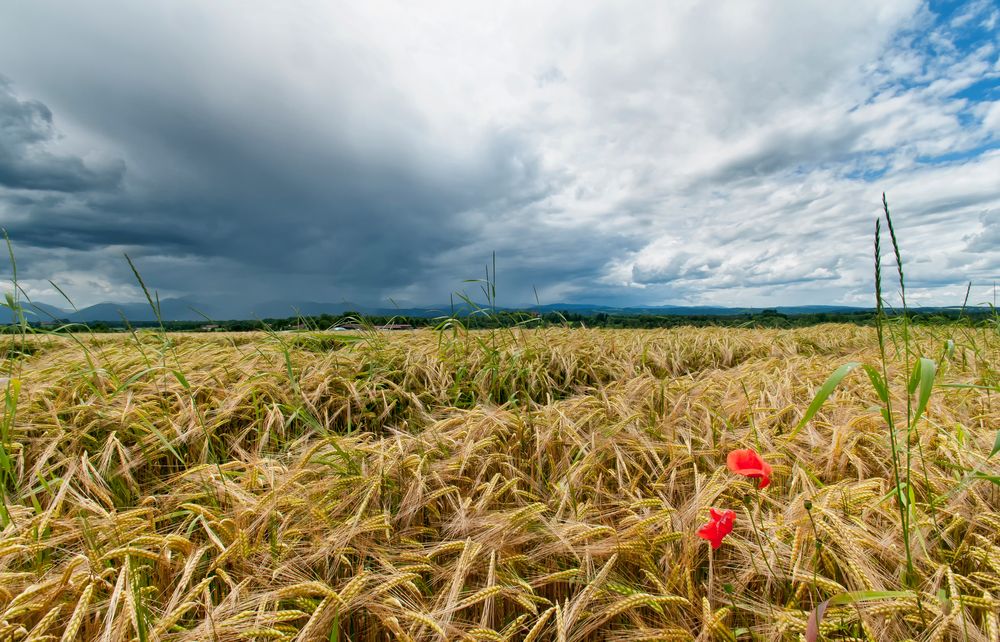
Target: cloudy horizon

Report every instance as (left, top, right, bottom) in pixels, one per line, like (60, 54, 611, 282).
(1, 0, 998, 313)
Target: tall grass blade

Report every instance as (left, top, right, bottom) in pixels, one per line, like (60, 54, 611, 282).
(789, 361, 860, 437)
(909, 357, 936, 426)
(806, 591, 915, 642)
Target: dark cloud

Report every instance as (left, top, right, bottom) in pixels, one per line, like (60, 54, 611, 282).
(0, 79, 124, 192)
(631, 252, 721, 285)
(705, 125, 867, 185)
(0, 66, 551, 306)
(0, 1, 997, 311)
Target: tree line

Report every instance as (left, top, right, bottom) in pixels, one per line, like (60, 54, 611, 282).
(4, 307, 995, 333)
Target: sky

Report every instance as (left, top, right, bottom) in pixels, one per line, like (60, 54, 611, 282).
(0, 0, 998, 312)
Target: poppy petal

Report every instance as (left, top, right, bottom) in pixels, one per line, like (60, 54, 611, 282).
(727, 448, 772, 488)
(727, 448, 763, 473)
(697, 508, 735, 549)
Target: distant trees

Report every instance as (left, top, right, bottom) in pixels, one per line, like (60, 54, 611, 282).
(1, 307, 990, 333)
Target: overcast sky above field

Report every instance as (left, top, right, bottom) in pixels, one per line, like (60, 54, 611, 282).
(0, 0, 998, 312)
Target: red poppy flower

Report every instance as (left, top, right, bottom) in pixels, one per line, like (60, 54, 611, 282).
(697, 508, 735, 549)
(727, 448, 772, 489)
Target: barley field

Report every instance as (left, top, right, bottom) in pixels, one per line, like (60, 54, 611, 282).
(0, 324, 998, 641)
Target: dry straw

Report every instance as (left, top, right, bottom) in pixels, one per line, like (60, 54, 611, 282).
(0, 309, 996, 639)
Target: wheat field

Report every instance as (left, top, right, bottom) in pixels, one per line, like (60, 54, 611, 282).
(0, 324, 997, 641)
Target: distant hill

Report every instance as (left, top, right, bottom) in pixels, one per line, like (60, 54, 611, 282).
(0, 301, 70, 324)
(525, 304, 868, 316)
(0, 298, 220, 324)
(72, 299, 224, 323)
(0, 298, 975, 325)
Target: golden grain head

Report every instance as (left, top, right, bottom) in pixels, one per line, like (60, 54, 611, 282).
(0, 324, 996, 640)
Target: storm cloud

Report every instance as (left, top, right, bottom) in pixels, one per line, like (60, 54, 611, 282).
(0, 79, 124, 193)
(0, 0, 997, 311)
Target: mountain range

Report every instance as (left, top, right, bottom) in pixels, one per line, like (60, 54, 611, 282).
(0, 297, 900, 324)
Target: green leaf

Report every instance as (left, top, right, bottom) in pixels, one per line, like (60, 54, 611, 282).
(112, 367, 164, 395)
(991, 430, 1000, 459)
(907, 360, 920, 395)
(940, 383, 1000, 392)
(879, 481, 909, 506)
(974, 473, 1000, 486)
(144, 421, 185, 465)
(329, 612, 340, 642)
(862, 364, 889, 403)
(172, 369, 190, 390)
(789, 362, 860, 438)
(956, 422, 967, 447)
(829, 590, 915, 606)
(2, 377, 21, 444)
(806, 591, 915, 642)
(911, 357, 936, 426)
